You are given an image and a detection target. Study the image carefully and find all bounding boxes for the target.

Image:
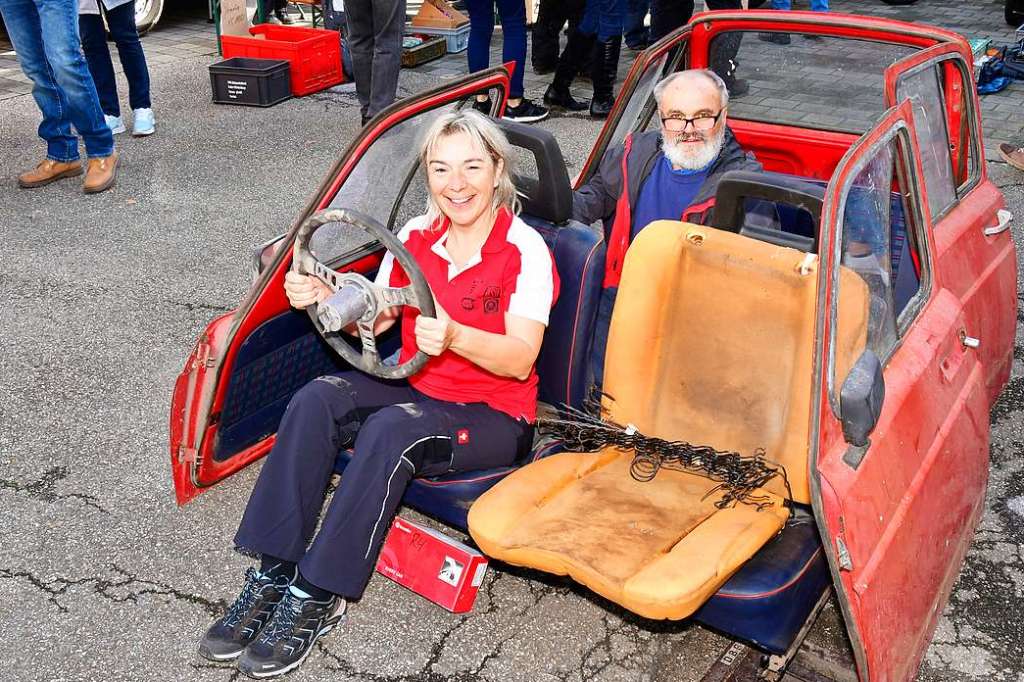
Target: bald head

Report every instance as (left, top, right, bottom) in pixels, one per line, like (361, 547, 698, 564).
(653, 69, 729, 114)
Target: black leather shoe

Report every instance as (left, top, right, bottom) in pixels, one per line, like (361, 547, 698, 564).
(590, 94, 614, 118)
(274, 8, 293, 23)
(726, 78, 749, 98)
(543, 85, 589, 111)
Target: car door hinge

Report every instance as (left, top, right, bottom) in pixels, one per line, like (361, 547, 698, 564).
(177, 445, 197, 463)
(835, 536, 853, 572)
(194, 342, 216, 369)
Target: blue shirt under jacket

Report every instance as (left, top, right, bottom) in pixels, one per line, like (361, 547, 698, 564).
(630, 154, 710, 241)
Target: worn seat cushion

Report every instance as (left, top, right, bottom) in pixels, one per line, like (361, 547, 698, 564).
(469, 221, 868, 621)
(469, 448, 788, 619)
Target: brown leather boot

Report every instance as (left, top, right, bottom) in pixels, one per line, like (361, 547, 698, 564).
(83, 152, 119, 194)
(998, 143, 1024, 172)
(17, 159, 83, 188)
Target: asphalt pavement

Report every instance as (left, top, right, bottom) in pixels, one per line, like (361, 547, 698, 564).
(2, 20, 1024, 682)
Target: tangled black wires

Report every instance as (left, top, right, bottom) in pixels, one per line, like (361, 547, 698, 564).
(537, 405, 792, 511)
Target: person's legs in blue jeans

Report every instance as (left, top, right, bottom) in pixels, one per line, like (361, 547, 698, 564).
(103, 1, 151, 111)
(22, 0, 112, 158)
(0, 0, 80, 161)
(770, 0, 790, 8)
(810, 0, 828, 11)
(465, 0, 495, 80)
(493, 0, 527, 99)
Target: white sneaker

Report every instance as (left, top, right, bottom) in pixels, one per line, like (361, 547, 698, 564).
(132, 108, 156, 137)
(104, 114, 126, 135)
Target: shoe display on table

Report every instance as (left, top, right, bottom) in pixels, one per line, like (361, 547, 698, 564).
(132, 108, 155, 137)
(17, 158, 83, 188)
(998, 142, 1024, 172)
(543, 84, 588, 111)
(104, 114, 126, 135)
(236, 588, 347, 678)
(83, 152, 119, 194)
(502, 98, 549, 123)
(199, 567, 294, 663)
(757, 32, 791, 45)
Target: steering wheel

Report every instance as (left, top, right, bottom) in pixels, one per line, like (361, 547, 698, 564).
(292, 208, 436, 380)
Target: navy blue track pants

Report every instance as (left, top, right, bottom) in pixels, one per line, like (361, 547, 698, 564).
(234, 370, 531, 600)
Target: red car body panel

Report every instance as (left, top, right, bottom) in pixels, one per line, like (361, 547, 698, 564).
(168, 11, 1018, 682)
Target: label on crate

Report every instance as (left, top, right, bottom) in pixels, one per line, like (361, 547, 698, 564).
(226, 79, 249, 100)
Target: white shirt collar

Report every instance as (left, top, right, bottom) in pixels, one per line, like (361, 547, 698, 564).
(430, 228, 484, 282)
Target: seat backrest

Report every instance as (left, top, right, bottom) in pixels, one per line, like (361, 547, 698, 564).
(491, 119, 606, 412)
(601, 221, 868, 503)
(525, 216, 606, 411)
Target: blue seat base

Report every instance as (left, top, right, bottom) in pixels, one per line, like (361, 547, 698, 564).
(694, 509, 830, 655)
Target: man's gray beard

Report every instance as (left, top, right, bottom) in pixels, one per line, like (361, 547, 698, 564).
(662, 127, 726, 171)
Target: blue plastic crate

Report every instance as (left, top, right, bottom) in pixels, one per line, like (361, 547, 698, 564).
(406, 23, 470, 53)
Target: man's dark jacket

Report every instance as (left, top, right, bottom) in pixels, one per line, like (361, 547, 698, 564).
(573, 127, 763, 288)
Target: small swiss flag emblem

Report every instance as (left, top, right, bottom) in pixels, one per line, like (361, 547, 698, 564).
(456, 429, 470, 445)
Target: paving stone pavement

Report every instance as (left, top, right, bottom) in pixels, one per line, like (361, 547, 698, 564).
(2, 0, 1024, 152)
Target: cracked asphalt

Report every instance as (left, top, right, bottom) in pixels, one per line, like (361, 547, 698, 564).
(2, 18, 1024, 682)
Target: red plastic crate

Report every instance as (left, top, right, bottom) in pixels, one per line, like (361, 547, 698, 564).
(221, 25, 343, 97)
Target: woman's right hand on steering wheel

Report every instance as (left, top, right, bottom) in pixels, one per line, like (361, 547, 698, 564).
(284, 271, 332, 310)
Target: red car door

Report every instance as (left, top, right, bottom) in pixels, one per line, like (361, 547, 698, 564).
(812, 101, 990, 681)
(884, 43, 1018, 401)
(169, 67, 511, 505)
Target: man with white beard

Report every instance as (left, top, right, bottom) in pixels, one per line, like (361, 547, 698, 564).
(573, 69, 769, 389)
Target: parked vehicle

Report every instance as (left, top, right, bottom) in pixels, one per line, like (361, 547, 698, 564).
(170, 10, 1017, 681)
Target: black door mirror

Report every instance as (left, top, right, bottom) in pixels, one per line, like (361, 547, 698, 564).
(840, 350, 885, 447)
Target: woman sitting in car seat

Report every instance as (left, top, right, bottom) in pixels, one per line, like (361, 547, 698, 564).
(198, 110, 557, 678)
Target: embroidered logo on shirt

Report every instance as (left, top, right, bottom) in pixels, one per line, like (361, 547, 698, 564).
(457, 429, 470, 445)
(482, 286, 501, 314)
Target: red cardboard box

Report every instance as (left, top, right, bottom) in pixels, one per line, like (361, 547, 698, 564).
(375, 516, 488, 613)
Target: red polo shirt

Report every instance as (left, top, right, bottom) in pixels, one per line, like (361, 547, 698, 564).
(374, 208, 558, 422)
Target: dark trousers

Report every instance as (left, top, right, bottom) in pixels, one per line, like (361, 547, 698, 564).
(649, 0, 740, 41)
(234, 371, 530, 600)
(79, 0, 151, 117)
(531, 0, 586, 70)
(344, 0, 405, 118)
(465, 0, 528, 99)
(624, 0, 650, 48)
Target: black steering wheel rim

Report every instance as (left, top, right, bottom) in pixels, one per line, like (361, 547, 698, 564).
(292, 208, 436, 379)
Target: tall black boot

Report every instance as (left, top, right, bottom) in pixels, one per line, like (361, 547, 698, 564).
(590, 36, 621, 119)
(544, 29, 594, 111)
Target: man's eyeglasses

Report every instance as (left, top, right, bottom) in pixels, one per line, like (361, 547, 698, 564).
(660, 109, 725, 132)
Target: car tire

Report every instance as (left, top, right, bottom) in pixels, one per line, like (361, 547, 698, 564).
(1007, 0, 1024, 26)
(135, 0, 164, 35)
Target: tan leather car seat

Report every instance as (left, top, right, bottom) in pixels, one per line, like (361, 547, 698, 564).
(469, 221, 868, 620)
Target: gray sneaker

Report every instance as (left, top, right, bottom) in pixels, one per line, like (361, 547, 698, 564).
(198, 567, 293, 663)
(237, 589, 347, 678)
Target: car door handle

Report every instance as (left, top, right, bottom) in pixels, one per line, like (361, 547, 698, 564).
(960, 329, 981, 349)
(984, 209, 1013, 236)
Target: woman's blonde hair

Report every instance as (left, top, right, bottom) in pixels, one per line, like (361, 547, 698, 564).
(419, 109, 521, 226)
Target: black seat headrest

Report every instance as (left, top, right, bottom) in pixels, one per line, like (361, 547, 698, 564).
(714, 170, 826, 253)
(494, 118, 573, 225)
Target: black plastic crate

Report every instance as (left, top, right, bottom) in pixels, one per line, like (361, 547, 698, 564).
(209, 57, 292, 107)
